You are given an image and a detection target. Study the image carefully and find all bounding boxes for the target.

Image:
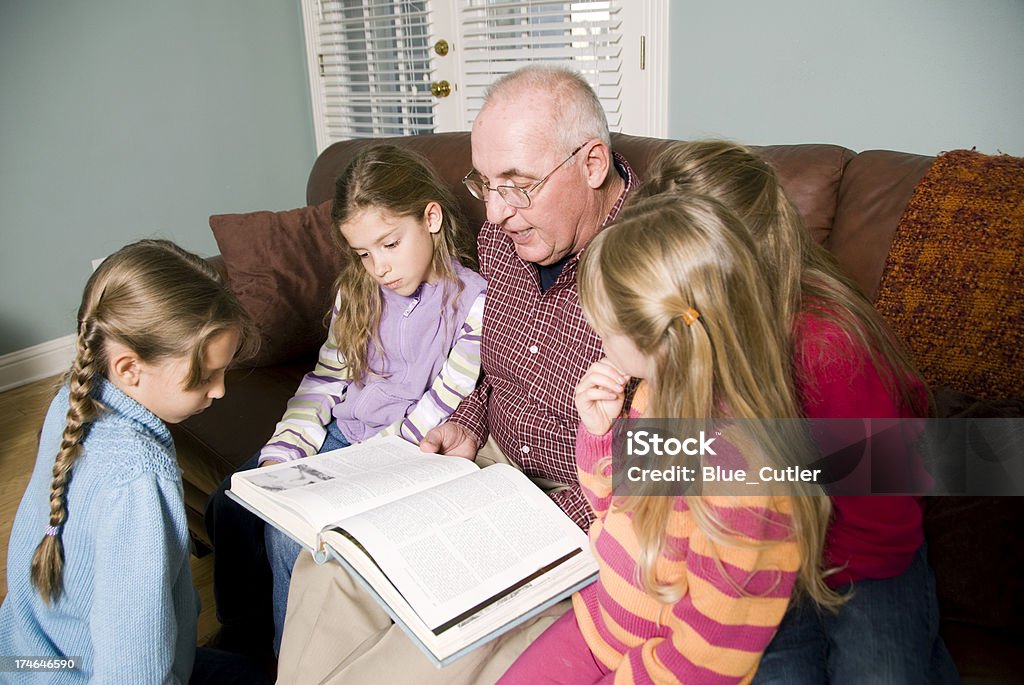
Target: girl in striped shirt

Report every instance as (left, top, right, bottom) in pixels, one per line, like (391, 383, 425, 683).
(499, 193, 841, 684)
(206, 145, 486, 657)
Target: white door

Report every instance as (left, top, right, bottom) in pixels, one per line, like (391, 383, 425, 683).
(301, 0, 668, 152)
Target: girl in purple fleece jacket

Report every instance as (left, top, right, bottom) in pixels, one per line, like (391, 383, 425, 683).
(205, 145, 486, 659)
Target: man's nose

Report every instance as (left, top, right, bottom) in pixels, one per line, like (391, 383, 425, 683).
(485, 192, 517, 225)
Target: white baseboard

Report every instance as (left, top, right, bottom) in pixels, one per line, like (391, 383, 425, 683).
(0, 335, 75, 393)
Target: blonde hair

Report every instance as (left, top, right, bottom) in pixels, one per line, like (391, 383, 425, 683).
(578, 194, 841, 610)
(329, 144, 474, 383)
(31, 239, 256, 604)
(484, 65, 611, 151)
(634, 140, 928, 415)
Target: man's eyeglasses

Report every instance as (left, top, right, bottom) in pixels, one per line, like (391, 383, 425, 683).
(462, 143, 587, 209)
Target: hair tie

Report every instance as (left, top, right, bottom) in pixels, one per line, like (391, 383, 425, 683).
(680, 307, 700, 326)
(44, 525, 61, 537)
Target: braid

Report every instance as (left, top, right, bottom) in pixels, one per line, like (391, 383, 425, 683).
(25, 237, 255, 605)
(30, 320, 102, 604)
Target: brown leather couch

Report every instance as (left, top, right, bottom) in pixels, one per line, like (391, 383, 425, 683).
(170, 132, 1023, 683)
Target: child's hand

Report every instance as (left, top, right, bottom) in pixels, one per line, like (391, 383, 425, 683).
(574, 358, 628, 436)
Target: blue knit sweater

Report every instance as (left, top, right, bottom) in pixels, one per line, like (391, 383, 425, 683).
(0, 378, 198, 684)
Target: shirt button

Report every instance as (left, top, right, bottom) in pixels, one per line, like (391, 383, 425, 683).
(528, 345, 539, 354)
(520, 445, 530, 454)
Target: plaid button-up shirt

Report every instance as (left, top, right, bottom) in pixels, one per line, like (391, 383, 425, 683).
(449, 154, 637, 530)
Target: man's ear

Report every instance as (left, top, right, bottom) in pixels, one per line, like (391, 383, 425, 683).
(106, 341, 142, 387)
(424, 201, 444, 234)
(581, 140, 613, 190)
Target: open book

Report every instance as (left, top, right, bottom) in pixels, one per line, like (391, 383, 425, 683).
(227, 436, 597, 666)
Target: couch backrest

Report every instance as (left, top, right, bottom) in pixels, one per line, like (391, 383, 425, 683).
(304, 131, 919, 301)
(307, 132, 863, 263)
(306, 135, 1024, 401)
(308, 132, 481, 229)
(830, 150, 934, 300)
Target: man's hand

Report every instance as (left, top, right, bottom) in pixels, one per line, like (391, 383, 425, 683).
(420, 422, 479, 460)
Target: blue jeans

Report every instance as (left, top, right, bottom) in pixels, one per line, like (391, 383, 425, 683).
(265, 421, 350, 654)
(751, 544, 961, 684)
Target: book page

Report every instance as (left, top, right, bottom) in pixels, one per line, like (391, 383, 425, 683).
(324, 538, 596, 666)
(330, 464, 589, 630)
(231, 437, 479, 534)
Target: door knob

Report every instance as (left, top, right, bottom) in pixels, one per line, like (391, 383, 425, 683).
(431, 80, 452, 98)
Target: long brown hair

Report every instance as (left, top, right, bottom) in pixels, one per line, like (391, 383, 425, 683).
(633, 139, 928, 415)
(578, 194, 841, 610)
(31, 239, 256, 604)
(329, 144, 474, 382)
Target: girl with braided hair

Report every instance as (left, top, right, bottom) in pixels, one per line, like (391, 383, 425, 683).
(0, 239, 268, 684)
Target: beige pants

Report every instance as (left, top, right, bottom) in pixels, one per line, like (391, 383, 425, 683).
(276, 439, 573, 684)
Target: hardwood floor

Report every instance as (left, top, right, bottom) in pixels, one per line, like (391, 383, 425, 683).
(0, 375, 221, 645)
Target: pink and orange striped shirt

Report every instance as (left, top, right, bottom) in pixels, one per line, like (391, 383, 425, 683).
(572, 386, 801, 684)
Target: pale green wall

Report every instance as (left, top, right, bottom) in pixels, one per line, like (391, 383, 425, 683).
(6, 1, 1023, 356)
(667, 0, 1024, 156)
(0, 1, 315, 354)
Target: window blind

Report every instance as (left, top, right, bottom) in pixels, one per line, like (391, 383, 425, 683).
(456, 0, 623, 131)
(317, 0, 436, 139)
(303, 0, 644, 146)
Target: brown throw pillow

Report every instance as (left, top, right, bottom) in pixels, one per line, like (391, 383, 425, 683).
(210, 200, 345, 366)
(874, 149, 1024, 401)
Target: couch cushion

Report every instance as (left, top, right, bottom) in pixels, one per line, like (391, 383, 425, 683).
(829, 150, 934, 299)
(210, 201, 344, 366)
(755, 144, 856, 246)
(172, 360, 314, 548)
(873, 149, 1024, 400)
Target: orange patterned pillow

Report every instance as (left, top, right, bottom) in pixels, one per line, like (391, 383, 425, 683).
(874, 149, 1024, 400)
